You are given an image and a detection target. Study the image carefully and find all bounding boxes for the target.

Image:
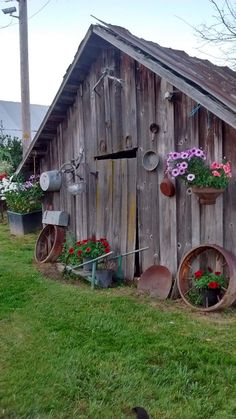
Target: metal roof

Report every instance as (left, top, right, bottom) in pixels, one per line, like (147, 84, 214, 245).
(17, 21, 236, 173)
(0, 100, 48, 139)
(97, 21, 236, 113)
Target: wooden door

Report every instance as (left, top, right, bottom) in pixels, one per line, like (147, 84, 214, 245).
(96, 158, 137, 280)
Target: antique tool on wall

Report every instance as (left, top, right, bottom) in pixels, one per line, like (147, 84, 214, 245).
(160, 161, 175, 197)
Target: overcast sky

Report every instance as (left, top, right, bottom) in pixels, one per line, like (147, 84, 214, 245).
(0, 0, 225, 106)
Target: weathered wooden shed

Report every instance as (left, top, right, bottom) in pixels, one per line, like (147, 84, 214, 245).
(18, 21, 236, 280)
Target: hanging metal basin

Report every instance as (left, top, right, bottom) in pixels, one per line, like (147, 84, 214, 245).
(142, 150, 159, 171)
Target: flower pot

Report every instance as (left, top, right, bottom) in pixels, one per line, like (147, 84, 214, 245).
(202, 288, 221, 307)
(192, 187, 225, 205)
(7, 210, 42, 236)
(96, 269, 113, 288)
(83, 257, 93, 272)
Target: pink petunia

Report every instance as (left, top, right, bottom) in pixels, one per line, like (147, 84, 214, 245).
(171, 168, 180, 177)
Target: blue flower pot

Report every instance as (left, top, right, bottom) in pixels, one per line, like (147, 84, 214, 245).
(96, 269, 113, 288)
(7, 210, 42, 235)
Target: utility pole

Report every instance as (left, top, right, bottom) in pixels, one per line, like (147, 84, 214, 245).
(17, 0, 31, 155)
(2, 1, 31, 155)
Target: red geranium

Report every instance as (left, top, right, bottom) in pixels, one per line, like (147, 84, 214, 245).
(194, 270, 203, 279)
(62, 237, 111, 264)
(208, 281, 220, 289)
(0, 173, 7, 181)
(215, 271, 221, 276)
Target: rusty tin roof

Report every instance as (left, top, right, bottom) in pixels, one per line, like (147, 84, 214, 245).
(18, 21, 236, 172)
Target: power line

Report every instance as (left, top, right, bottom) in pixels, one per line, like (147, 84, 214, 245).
(0, 17, 13, 29)
(29, 0, 52, 20)
(0, 0, 53, 30)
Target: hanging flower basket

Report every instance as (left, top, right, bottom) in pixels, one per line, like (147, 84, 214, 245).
(192, 186, 225, 205)
(165, 148, 231, 204)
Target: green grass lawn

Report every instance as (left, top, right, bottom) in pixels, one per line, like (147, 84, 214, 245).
(1, 222, 236, 418)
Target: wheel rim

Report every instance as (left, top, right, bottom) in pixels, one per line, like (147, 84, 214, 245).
(35, 225, 65, 263)
(177, 244, 236, 312)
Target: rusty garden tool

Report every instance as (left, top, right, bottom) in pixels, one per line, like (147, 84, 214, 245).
(138, 264, 172, 299)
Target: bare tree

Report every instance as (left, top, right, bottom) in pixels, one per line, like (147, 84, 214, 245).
(195, 0, 236, 66)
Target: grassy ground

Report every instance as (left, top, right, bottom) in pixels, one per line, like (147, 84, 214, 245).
(1, 222, 236, 418)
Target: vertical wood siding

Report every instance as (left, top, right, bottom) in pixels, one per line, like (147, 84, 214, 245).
(41, 47, 236, 280)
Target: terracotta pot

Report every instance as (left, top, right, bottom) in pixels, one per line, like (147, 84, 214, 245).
(192, 186, 224, 205)
(160, 174, 175, 197)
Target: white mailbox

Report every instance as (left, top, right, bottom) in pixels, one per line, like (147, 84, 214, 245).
(42, 210, 69, 227)
(40, 170, 62, 192)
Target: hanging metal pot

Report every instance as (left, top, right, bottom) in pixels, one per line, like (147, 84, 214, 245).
(67, 181, 86, 195)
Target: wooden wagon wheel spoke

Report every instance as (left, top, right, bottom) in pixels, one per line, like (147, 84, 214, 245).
(186, 262, 194, 270)
(183, 285, 196, 296)
(35, 225, 65, 263)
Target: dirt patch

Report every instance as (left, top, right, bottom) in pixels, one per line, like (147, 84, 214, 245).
(34, 262, 86, 287)
(35, 262, 63, 281)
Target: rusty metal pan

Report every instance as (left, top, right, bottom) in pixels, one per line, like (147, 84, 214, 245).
(138, 265, 172, 299)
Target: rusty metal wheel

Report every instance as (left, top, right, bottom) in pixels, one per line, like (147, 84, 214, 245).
(177, 244, 236, 312)
(35, 225, 65, 263)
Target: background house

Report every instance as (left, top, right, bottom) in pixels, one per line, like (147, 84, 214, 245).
(0, 100, 48, 139)
(17, 21, 236, 280)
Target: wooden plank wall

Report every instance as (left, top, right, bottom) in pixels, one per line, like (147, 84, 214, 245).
(40, 46, 236, 280)
(136, 64, 158, 271)
(95, 158, 136, 280)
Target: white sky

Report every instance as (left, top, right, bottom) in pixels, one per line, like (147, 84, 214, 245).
(0, 0, 227, 106)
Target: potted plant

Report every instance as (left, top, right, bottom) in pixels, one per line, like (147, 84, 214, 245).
(95, 258, 114, 288)
(61, 237, 111, 268)
(60, 236, 113, 287)
(193, 268, 226, 307)
(76, 238, 111, 271)
(166, 148, 231, 204)
(0, 175, 44, 235)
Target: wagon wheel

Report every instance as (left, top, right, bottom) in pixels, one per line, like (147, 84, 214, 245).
(35, 225, 65, 263)
(177, 244, 236, 312)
